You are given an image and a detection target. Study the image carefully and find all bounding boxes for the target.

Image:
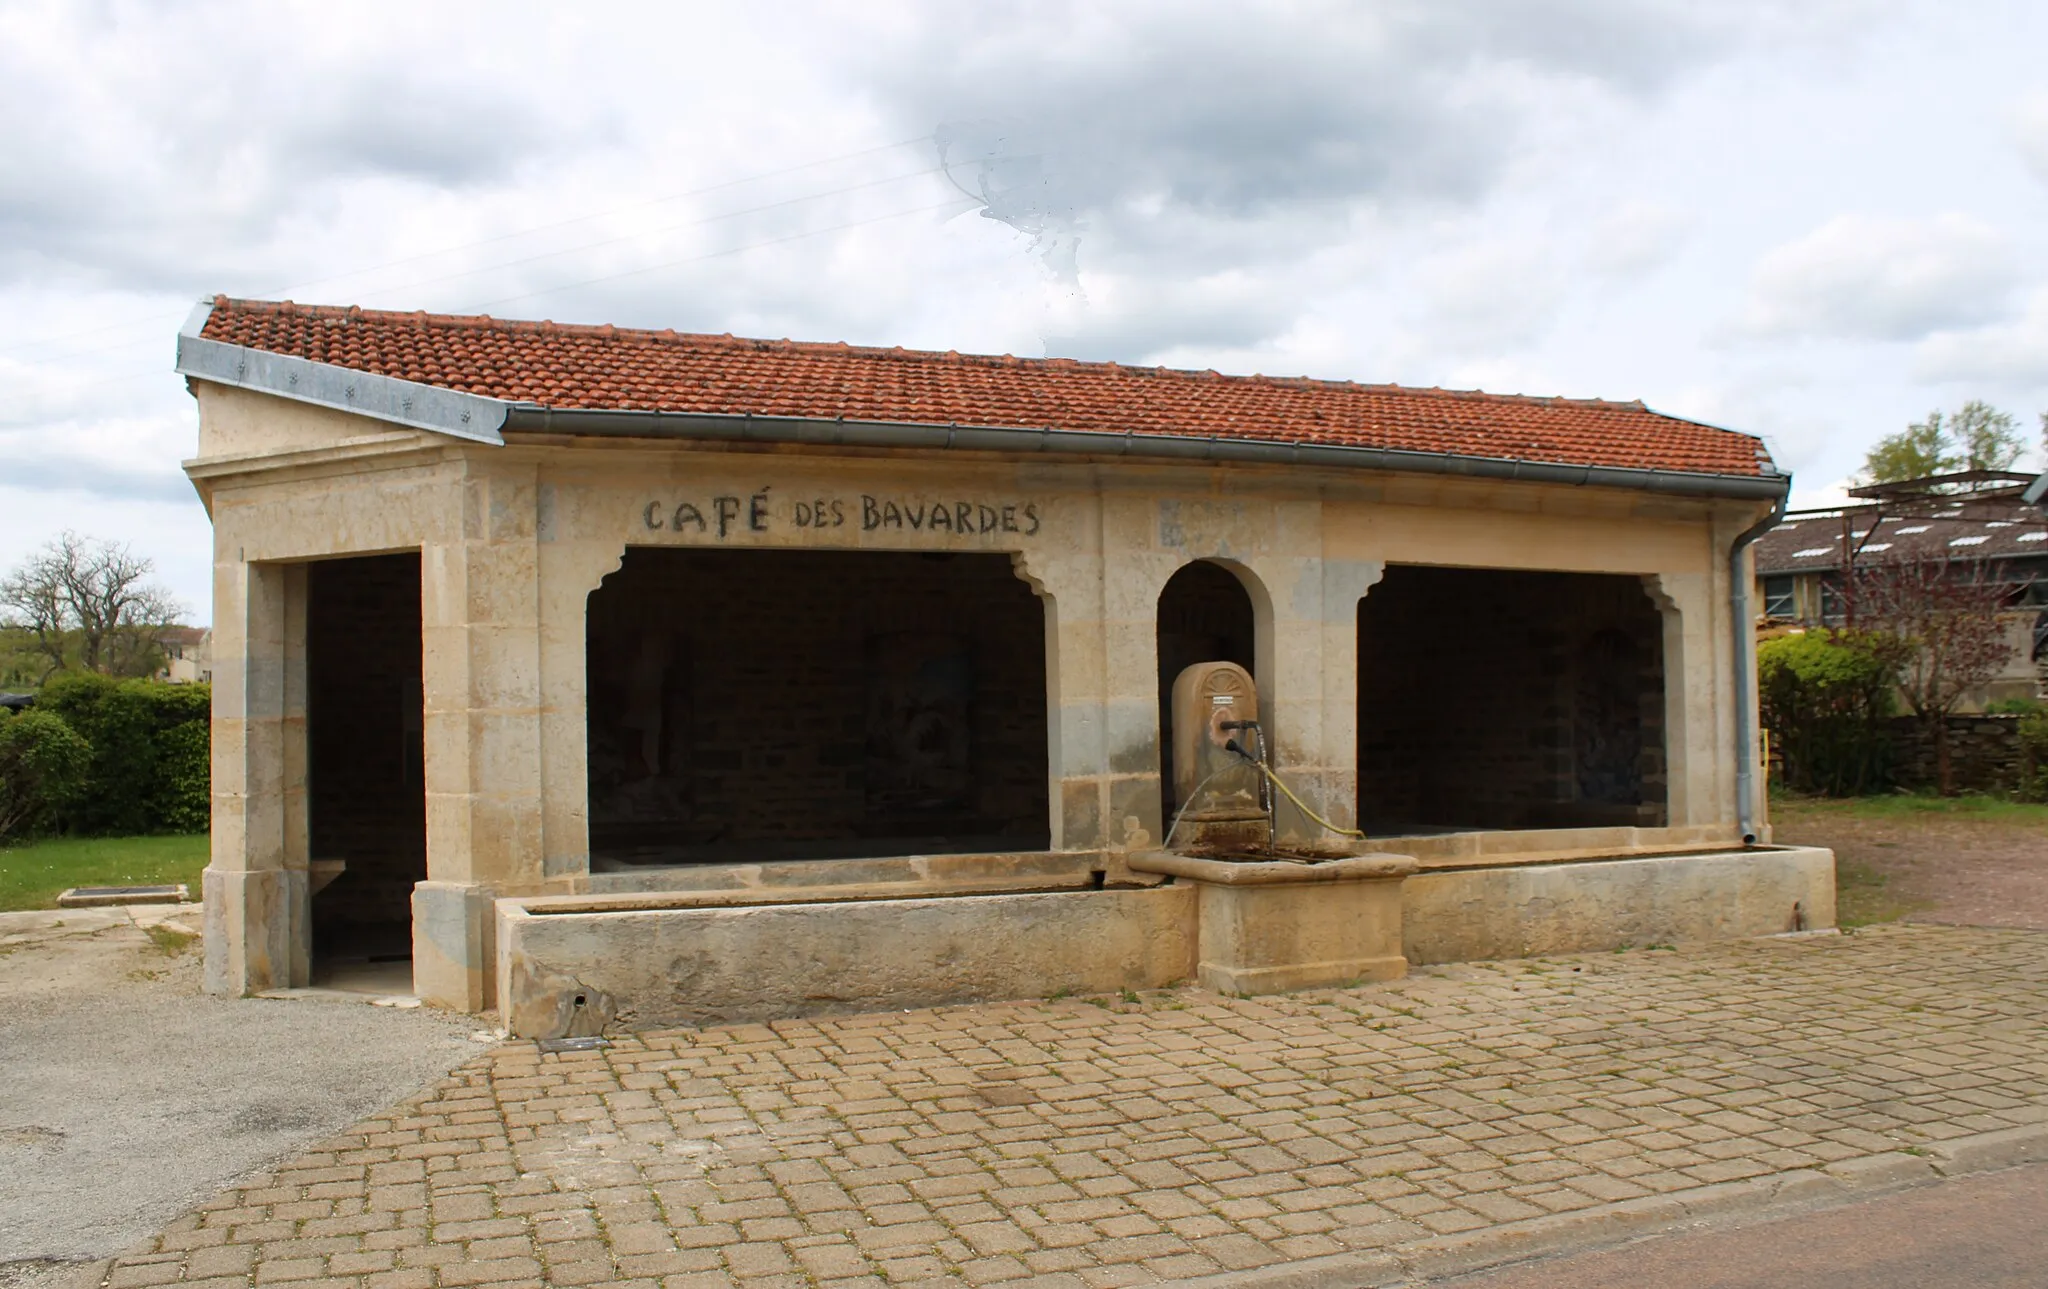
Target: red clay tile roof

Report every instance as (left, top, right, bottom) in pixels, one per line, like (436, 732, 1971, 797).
(201, 297, 1772, 477)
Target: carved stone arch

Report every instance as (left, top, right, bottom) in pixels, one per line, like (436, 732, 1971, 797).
(1155, 557, 1271, 822)
(1640, 572, 1694, 825)
(536, 539, 630, 879)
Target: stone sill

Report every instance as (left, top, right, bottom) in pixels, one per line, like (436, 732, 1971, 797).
(1128, 851, 1417, 885)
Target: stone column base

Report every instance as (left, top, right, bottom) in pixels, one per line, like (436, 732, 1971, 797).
(1129, 850, 1418, 996)
(203, 866, 307, 995)
(412, 880, 496, 1012)
(1196, 954, 1409, 996)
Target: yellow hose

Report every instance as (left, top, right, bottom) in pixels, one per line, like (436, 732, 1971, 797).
(1246, 757, 1366, 838)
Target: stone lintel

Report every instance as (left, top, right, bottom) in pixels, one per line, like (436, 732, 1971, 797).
(1128, 850, 1419, 885)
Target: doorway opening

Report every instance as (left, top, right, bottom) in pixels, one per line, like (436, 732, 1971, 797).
(1156, 560, 1257, 819)
(307, 552, 425, 991)
(584, 548, 1050, 867)
(1357, 565, 1667, 835)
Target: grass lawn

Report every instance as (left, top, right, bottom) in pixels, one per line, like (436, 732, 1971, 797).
(1771, 792, 2048, 827)
(1771, 791, 2048, 930)
(1830, 856, 1936, 929)
(0, 833, 209, 912)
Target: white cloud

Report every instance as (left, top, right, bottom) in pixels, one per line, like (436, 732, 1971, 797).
(1738, 213, 2014, 342)
(1914, 285, 2048, 383)
(1583, 201, 1692, 278)
(1, 1, 2044, 620)
(1412, 238, 1571, 354)
(2014, 91, 2048, 183)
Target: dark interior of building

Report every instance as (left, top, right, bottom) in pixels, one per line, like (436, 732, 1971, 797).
(1357, 565, 1668, 834)
(307, 552, 426, 976)
(585, 548, 1050, 866)
(1156, 560, 1257, 818)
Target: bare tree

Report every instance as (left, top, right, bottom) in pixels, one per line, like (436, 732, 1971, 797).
(0, 532, 184, 680)
(1850, 555, 2019, 794)
(0, 546, 70, 682)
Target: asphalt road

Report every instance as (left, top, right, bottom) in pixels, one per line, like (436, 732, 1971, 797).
(1427, 1163, 2048, 1289)
(0, 909, 486, 1288)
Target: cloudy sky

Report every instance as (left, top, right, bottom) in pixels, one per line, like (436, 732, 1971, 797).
(4, 0, 2047, 622)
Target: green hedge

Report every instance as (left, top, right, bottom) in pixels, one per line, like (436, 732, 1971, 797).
(1758, 631, 1898, 797)
(31, 675, 210, 836)
(0, 709, 94, 841)
(2020, 712, 2048, 803)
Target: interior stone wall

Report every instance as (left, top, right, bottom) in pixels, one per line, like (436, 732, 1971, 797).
(584, 548, 1050, 863)
(306, 553, 426, 931)
(1357, 566, 1668, 833)
(1156, 560, 1257, 816)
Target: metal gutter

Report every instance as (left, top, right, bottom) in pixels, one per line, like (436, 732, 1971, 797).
(1729, 492, 1789, 844)
(174, 301, 510, 445)
(502, 406, 1793, 501)
(171, 307, 1787, 500)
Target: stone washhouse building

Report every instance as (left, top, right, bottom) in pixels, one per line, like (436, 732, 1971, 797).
(177, 298, 1833, 1035)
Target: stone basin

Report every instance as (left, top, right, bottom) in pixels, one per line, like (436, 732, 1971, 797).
(1128, 850, 1420, 994)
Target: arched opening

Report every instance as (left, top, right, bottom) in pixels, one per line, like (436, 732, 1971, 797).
(583, 548, 1050, 867)
(1356, 565, 1668, 835)
(1156, 560, 1257, 819)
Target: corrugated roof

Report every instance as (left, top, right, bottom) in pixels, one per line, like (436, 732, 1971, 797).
(1757, 505, 2048, 573)
(198, 297, 1773, 478)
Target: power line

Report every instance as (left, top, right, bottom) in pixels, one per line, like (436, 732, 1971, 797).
(0, 133, 935, 360)
(260, 135, 935, 300)
(352, 165, 945, 305)
(34, 196, 979, 389)
(4, 159, 944, 374)
(471, 196, 978, 309)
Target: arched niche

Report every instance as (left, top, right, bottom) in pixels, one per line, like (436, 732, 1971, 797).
(1155, 559, 1264, 818)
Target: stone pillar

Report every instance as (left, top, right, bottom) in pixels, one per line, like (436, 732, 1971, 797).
(1645, 571, 1722, 831)
(1239, 530, 1380, 844)
(536, 501, 625, 884)
(1102, 549, 1184, 855)
(1014, 544, 1117, 853)
(203, 559, 310, 994)
(414, 464, 545, 1011)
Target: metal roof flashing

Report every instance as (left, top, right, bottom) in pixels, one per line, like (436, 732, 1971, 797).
(2026, 470, 2047, 505)
(498, 406, 1791, 501)
(175, 300, 509, 445)
(171, 300, 1788, 501)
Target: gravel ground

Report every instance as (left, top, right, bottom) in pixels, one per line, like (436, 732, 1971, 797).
(1772, 805, 2048, 930)
(0, 908, 490, 1288)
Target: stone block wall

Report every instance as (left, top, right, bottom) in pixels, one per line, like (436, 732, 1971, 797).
(306, 554, 427, 927)
(584, 548, 1050, 860)
(1886, 714, 2032, 794)
(1358, 567, 1668, 832)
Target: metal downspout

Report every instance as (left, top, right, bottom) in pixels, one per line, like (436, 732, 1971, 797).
(1731, 492, 1789, 843)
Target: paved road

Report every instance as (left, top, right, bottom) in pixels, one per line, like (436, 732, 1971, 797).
(92, 923, 2048, 1288)
(1427, 1162, 2048, 1288)
(0, 908, 486, 1288)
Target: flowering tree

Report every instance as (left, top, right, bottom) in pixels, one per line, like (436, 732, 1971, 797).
(1849, 555, 2018, 794)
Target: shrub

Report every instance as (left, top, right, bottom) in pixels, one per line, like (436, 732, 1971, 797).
(1758, 630, 1900, 796)
(0, 709, 93, 841)
(35, 673, 210, 835)
(151, 717, 211, 833)
(2019, 712, 2048, 803)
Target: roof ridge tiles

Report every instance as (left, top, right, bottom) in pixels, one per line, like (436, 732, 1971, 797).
(193, 296, 1770, 478)
(203, 298, 1662, 411)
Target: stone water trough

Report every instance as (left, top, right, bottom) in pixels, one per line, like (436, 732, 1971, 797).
(494, 836, 1835, 1039)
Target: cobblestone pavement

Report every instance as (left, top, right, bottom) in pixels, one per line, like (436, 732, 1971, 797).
(104, 924, 2048, 1288)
